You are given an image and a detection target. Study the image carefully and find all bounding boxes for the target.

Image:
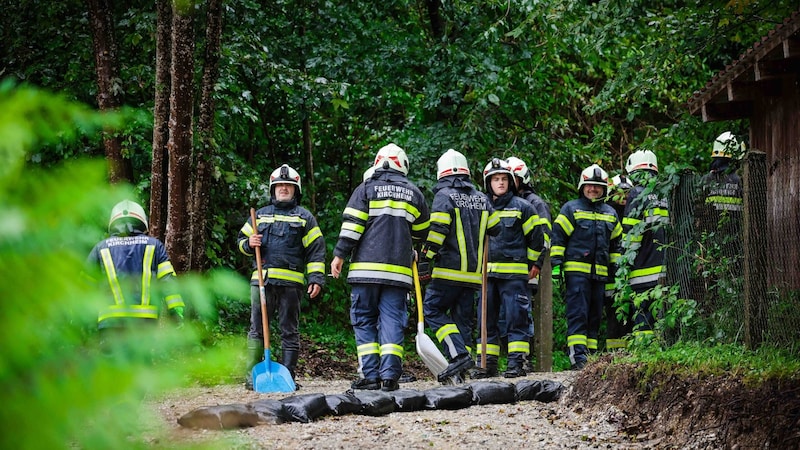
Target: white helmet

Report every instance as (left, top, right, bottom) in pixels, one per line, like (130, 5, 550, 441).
(578, 164, 609, 191)
(505, 156, 531, 186)
(610, 174, 633, 191)
(712, 131, 744, 158)
(436, 149, 471, 179)
(373, 143, 409, 175)
(483, 158, 514, 195)
(109, 199, 148, 233)
(362, 165, 376, 182)
(269, 164, 302, 198)
(625, 149, 658, 174)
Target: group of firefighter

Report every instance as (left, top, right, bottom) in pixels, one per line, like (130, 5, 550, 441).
(86, 132, 744, 392)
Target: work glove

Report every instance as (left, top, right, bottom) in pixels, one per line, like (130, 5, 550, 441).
(417, 260, 432, 284)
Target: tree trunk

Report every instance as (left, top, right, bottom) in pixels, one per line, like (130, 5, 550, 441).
(302, 108, 316, 211)
(150, 0, 172, 241)
(191, 0, 223, 272)
(86, 0, 133, 184)
(166, 0, 196, 274)
(425, 0, 445, 40)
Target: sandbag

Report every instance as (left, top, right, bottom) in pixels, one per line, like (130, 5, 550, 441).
(348, 389, 395, 416)
(249, 398, 287, 425)
(280, 393, 331, 423)
(177, 403, 260, 430)
(390, 389, 427, 412)
(423, 386, 473, 410)
(515, 379, 564, 403)
(469, 380, 517, 405)
(325, 392, 363, 416)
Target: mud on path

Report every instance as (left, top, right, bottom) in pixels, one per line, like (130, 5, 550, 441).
(146, 350, 800, 449)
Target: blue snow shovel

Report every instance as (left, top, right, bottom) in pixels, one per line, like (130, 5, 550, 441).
(250, 208, 296, 393)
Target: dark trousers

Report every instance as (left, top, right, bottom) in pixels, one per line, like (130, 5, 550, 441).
(423, 281, 477, 361)
(248, 284, 301, 352)
(350, 284, 408, 382)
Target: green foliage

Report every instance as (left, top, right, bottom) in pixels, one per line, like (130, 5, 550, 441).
(0, 83, 241, 449)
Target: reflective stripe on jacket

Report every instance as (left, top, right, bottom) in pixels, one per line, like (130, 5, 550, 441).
(86, 233, 184, 328)
(333, 169, 430, 289)
(622, 184, 670, 289)
(488, 192, 545, 280)
(238, 200, 327, 288)
(551, 196, 622, 281)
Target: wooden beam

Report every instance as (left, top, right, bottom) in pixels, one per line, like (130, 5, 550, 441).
(727, 78, 783, 101)
(701, 101, 752, 122)
(756, 57, 800, 79)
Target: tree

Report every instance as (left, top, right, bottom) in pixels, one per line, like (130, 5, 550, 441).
(150, 0, 172, 241)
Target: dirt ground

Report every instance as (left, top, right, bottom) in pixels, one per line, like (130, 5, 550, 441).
(149, 344, 800, 449)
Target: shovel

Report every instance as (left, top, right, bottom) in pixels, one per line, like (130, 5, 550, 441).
(412, 260, 449, 377)
(250, 208, 296, 393)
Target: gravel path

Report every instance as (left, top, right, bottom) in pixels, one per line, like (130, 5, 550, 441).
(148, 371, 632, 449)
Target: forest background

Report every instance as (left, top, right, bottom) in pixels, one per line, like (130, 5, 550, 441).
(2, 1, 799, 447)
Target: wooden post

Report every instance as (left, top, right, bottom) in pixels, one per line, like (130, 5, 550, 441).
(742, 151, 767, 349)
(533, 254, 553, 372)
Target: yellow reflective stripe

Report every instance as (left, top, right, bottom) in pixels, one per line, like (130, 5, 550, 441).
(431, 211, 452, 225)
(705, 196, 742, 205)
(551, 245, 565, 258)
(508, 341, 530, 354)
(412, 219, 430, 232)
(142, 245, 155, 305)
(587, 338, 598, 350)
(307, 262, 325, 274)
(258, 214, 308, 226)
(610, 252, 621, 264)
(369, 199, 419, 222)
(431, 267, 482, 285)
(427, 230, 446, 246)
(497, 210, 522, 220)
(567, 334, 587, 346)
(98, 304, 158, 322)
(623, 217, 640, 227)
(165, 294, 184, 308)
(630, 265, 663, 278)
(486, 210, 500, 229)
(563, 261, 608, 277)
(303, 226, 323, 248)
(156, 260, 175, 279)
(357, 342, 380, 356)
(350, 262, 411, 277)
(633, 329, 654, 338)
(267, 268, 305, 284)
(242, 221, 255, 237)
(343, 207, 369, 221)
(476, 343, 501, 356)
(479, 211, 489, 269)
(606, 338, 628, 350)
(455, 209, 467, 272)
(528, 248, 541, 262)
(487, 262, 528, 274)
(575, 211, 617, 223)
(555, 214, 573, 235)
(100, 248, 125, 305)
(612, 222, 623, 239)
(521, 215, 536, 235)
(380, 343, 404, 358)
(436, 323, 459, 342)
(341, 221, 365, 235)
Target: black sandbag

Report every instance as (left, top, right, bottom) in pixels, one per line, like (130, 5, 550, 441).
(469, 380, 517, 405)
(515, 379, 565, 403)
(390, 389, 427, 412)
(177, 403, 260, 430)
(325, 392, 363, 416)
(280, 393, 331, 423)
(249, 398, 288, 425)
(423, 386, 473, 410)
(347, 389, 395, 416)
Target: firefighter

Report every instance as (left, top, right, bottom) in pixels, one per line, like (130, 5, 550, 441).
(237, 164, 326, 390)
(86, 200, 185, 355)
(551, 164, 622, 370)
(421, 149, 498, 383)
(698, 132, 744, 254)
(604, 174, 634, 350)
(506, 155, 551, 370)
(472, 158, 544, 378)
(621, 149, 670, 340)
(331, 143, 430, 392)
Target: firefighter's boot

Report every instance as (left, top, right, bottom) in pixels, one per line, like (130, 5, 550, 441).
(245, 339, 264, 391)
(282, 349, 300, 390)
(469, 355, 498, 379)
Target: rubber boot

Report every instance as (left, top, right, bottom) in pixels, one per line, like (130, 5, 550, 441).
(245, 339, 264, 391)
(282, 349, 300, 390)
(469, 355, 498, 379)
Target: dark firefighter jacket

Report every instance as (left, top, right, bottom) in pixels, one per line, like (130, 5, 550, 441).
(421, 175, 499, 288)
(488, 191, 545, 279)
(238, 198, 327, 288)
(517, 186, 552, 273)
(621, 183, 670, 290)
(551, 196, 622, 281)
(86, 231, 184, 329)
(333, 169, 430, 289)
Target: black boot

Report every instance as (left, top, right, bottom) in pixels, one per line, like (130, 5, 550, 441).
(282, 349, 300, 390)
(503, 353, 527, 378)
(245, 339, 264, 391)
(469, 355, 498, 379)
(437, 353, 474, 383)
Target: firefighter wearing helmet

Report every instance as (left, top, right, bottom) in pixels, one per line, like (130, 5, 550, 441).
(621, 148, 670, 343)
(470, 158, 544, 379)
(603, 174, 635, 350)
(550, 164, 622, 369)
(701, 132, 744, 216)
(421, 149, 499, 383)
(331, 143, 430, 391)
(237, 164, 327, 390)
(86, 200, 184, 352)
(505, 156, 552, 371)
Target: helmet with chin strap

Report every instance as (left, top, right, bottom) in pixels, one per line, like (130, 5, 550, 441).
(578, 164, 609, 194)
(269, 164, 302, 200)
(712, 131, 745, 158)
(483, 158, 514, 196)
